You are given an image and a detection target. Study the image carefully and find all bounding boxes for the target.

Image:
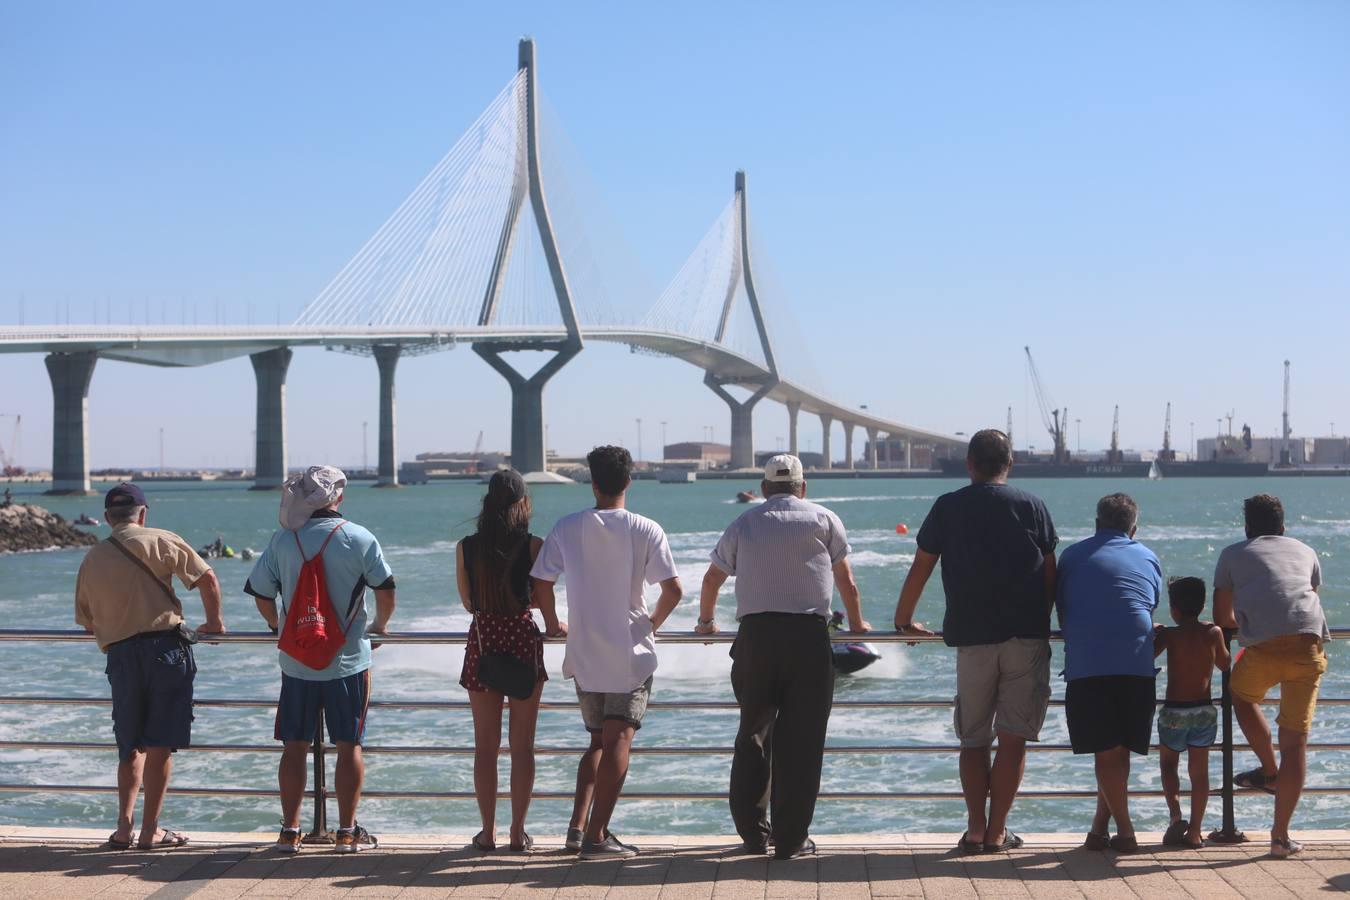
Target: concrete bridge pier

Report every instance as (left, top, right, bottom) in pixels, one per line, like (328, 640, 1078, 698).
(819, 414, 833, 469)
(786, 401, 800, 456)
(867, 427, 879, 469)
(373, 345, 400, 487)
(475, 345, 579, 475)
(844, 423, 856, 470)
(905, 439, 912, 469)
(704, 374, 773, 470)
(250, 348, 292, 491)
(44, 351, 98, 495)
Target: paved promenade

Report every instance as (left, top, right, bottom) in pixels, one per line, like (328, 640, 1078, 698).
(2, 828, 1349, 898)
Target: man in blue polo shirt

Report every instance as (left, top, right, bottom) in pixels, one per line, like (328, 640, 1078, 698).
(245, 465, 396, 854)
(1056, 492, 1162, 853)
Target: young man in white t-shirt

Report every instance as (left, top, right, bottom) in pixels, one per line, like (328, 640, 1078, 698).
(531, 445, 682, 860)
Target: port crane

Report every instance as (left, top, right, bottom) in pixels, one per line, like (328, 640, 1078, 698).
(0, 414, 24, 477)
(1158, 403, 1176, 462)
(1024, 347, 1069, 464)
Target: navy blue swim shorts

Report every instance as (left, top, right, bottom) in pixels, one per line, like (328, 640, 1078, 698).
(274, 670, 372, 745)
(106, 630, 197, 761)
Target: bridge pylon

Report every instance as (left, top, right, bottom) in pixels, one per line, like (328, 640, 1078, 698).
(470, 38, 582, 477)
(43, 352, 98, 495)
(705, 170, 779, 470)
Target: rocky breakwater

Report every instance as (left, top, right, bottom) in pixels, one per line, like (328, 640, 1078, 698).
(0, 503, 99, 553)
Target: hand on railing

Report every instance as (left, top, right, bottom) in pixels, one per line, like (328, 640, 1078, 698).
(848, 618, 873, 634)
(896, 621, 936, 646)
(368, 626, 387, 650)
(196, 620, 227, 644)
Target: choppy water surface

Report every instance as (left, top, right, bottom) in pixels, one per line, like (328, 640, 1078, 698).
(2, 477, 1346, 835)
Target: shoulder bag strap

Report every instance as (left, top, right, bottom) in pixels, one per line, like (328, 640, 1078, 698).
(106, 535, 180, 607)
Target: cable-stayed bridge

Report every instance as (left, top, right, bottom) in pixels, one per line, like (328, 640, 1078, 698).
(0, 39, 962, 494)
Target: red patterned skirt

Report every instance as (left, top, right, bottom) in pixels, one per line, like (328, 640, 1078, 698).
(460, 609, 548, 693)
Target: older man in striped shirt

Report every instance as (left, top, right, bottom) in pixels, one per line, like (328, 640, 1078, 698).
(696, 454, 871, 860)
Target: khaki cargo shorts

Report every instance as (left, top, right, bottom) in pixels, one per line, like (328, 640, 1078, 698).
(953, 637, 1052, 748)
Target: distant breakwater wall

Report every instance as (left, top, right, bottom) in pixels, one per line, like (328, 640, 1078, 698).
(0, 503, 98, 553)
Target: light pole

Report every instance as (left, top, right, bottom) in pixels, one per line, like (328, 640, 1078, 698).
(159, 428, 165, 474)
(636, 418, 643, 466)
(1075, 418, 1081, 453)
(362, 421, 369, 473)
(660, 421, 667, 460)
(1190, 422, 1195, 460)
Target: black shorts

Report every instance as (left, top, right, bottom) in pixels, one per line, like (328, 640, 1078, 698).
(106, 630, 197, 761)
(1065, 675, 1156, 756)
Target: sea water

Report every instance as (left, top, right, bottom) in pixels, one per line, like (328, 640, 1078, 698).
(1, 477, 1346, 836)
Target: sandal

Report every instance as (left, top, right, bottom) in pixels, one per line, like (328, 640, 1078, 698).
(106, 833, 133, 851)
(1109, 834, 1139, 854)
(509, 832, 533, 853)
(137, 829, 189, 851)
(1162, 820, 1199, 848)
(471, 831, 496, 852)
(1234, 767, 1278, 795)
(956, 835, 983, 855)
(983, 830, 1024, 853)
(1082, 832, 1110, 852)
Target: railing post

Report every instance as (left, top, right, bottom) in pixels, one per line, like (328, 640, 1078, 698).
(303, 708, 333, 844)
(1208, 628, 1248, 844)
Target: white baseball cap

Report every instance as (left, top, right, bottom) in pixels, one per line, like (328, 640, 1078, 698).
(763, 453, 804, 483)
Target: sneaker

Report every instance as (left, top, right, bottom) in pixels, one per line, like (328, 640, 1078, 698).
(579, 832, 639, 860)
(1271, 837, 1303, 859)
(565, 827, 585, 852)
(334, 824, 378, 853)
(276, 826, 302, 855)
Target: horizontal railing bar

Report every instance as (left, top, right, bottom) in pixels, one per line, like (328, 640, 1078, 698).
(4, 695, 1349, 710)
(5, 740, 1350, 755)
(2, 783, 1349, 801)
(4, 627, 1346, 644)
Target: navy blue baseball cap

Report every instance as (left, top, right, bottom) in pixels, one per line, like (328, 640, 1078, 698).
(104, 482, 148, 509)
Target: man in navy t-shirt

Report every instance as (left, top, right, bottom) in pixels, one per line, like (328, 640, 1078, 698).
(893, 429, 1057, 853)
(1056, 493, 1161, 853)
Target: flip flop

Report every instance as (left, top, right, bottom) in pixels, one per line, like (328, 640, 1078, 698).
(1162, 820, 1193, 847)
(137, 829, 189, 851)
(1234, 767, 1278, 795)
(983, 830, 1024, 853)
(509, 832, 533, 853)
(471, 831, 496, 853)
(956, 835, 984, 855)
(106, 833, 133, 851)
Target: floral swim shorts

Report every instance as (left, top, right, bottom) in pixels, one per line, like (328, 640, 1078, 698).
(1157, 702, 1218, 752)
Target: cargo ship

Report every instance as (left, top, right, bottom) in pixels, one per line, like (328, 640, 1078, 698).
(937, 455, 1156, 479)
(1155, 460, 1269, 477)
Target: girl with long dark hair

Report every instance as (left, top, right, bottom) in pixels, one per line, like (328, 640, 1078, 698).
(455, 469, 552, 852)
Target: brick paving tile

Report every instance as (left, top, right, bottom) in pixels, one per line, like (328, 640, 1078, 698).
(5, 840, 1350, 898)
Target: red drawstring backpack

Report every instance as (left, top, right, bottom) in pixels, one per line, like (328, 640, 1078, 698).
(277, 523, 348, 670)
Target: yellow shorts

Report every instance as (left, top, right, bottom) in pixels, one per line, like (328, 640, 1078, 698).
(1230, 634, 1328, 733)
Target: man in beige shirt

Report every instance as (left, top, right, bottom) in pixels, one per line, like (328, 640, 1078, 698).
(75, 483, 225, 850)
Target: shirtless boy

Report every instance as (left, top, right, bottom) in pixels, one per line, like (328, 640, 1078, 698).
(1153, 576, 1231, 848)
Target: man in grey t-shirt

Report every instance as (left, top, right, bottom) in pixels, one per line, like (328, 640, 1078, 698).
(696, 454, 871, 860)
(1214, 493, 1329, 859)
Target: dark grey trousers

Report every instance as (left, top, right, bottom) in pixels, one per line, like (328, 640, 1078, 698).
(728, 612, 835, 851)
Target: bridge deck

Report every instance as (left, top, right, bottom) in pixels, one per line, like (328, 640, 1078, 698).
(3, 828, 1349, 898)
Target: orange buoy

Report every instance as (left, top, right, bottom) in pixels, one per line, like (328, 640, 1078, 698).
(895, 523, 909, 535)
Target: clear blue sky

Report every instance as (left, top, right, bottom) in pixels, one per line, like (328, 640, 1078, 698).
(2, 2, 1348, 469)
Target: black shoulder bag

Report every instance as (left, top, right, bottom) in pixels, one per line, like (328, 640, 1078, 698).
(467, 541, 537, 700)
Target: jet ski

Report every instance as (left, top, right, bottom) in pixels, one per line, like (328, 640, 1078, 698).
(735, 490, 759, 503)
(73, 514, 100, 527)
(198, 537, 236, 559)
(828, 610, 881, 674)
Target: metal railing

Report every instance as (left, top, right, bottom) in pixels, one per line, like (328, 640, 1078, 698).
(0, 627, 1345, 844)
